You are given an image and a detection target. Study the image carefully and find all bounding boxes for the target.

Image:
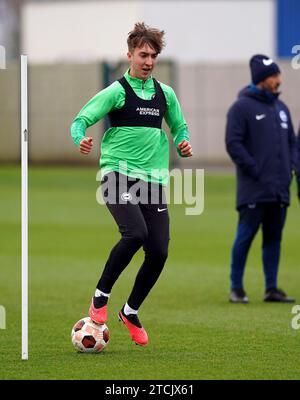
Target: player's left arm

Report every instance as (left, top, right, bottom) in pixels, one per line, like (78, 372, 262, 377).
(163, 86, 193, 157)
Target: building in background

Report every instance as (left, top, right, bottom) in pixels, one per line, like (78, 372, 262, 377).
(2, 0, 300, 62)
(19, 0, 300, 64)
(21, 0, 275, 64)
(1, 0, 300, 165)
(0, 0, 23, 60)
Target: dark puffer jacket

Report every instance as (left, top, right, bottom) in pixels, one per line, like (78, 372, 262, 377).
(225, 85, 296, 209)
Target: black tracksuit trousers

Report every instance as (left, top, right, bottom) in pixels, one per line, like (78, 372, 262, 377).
(97, 173, 170, 310)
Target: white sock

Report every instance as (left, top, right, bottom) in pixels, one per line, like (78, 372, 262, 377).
(124, 303, 138, 315)
(95, 289, 110, 298)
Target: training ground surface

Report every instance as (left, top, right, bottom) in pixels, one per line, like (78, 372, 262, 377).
(0, 166, 299, 380)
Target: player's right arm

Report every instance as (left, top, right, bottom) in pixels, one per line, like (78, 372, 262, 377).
(70, 82, 123, 154)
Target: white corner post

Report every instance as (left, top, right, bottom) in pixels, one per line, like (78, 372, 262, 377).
(21, 54, 28, 360)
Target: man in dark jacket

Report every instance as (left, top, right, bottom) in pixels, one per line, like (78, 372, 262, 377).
(225, 54, 297, 303)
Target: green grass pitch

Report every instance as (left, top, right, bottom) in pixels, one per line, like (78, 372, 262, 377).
(0, 165, 299, 380)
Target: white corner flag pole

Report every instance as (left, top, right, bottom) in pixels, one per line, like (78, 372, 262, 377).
(21, 54, 28, 360)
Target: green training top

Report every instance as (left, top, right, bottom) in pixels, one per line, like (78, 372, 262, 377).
(70, 69, 189, 185)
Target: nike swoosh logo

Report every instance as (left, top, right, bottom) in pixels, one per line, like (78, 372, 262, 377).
(263, 58, 273, 66)
(256, 114, 266, 120)
(157, 208, 167, 212)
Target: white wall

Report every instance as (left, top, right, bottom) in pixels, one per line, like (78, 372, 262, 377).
(143, 0, 275, 62)
(22, 0, 142, 63)
(22, 0, 275, 63)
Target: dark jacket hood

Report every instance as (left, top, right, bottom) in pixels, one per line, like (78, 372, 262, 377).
(238, 84, 280, 104)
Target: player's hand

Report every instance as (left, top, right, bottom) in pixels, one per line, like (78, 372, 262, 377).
(178, 139, 193, 157)
(79, 137, 93, 155)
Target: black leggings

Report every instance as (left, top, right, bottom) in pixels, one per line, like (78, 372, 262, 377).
(97, 173, 170, 310)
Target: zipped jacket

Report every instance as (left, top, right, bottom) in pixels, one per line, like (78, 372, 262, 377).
(225, 85, 296, 209)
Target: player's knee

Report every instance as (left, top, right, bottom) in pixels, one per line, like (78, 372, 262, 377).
(130, 226, 148, 245)
(120, 223, 148, 245)
(158, 249, 168, 264)
(147, 246, 169, 264)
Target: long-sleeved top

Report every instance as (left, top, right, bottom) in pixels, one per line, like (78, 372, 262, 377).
(225, 85, 296, 209)
(71, 69, 189, 185)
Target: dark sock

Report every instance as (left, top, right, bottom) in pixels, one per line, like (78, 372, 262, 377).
(121, 305, 142, 327)
(93, 295, 108, 309)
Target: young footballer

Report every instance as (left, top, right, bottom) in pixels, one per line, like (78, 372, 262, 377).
(71, 22, 192, 346)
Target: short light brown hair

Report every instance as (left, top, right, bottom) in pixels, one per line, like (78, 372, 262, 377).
(127, 22, 165, 54)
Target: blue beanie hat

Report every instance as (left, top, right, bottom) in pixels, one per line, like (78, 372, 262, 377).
(250, 54, 280, 84)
